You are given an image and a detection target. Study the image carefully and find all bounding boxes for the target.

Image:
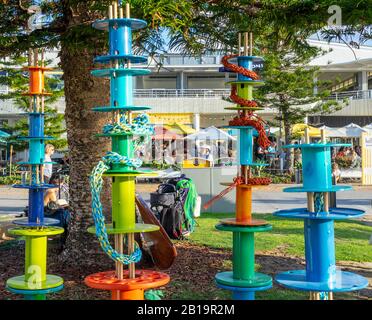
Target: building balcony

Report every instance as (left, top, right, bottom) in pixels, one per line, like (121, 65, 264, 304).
(329, 89, 372, 101)
(133, 89, 230, 99)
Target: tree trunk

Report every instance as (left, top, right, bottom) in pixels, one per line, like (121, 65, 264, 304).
(59, 45, 111, 264)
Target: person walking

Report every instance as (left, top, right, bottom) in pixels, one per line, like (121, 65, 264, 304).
(44, 144, 55, 183)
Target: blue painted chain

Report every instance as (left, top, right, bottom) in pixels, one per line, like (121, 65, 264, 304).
(103, 113, 154, 136)
(319, 292, 330, 300)
(90, 159, 142, 265)
(314, 192, 324, 216)
(103, 113, 153, 151)
(103, 151, 142, 168)
(89, 113, 153, 265)
(145, 290, 164, 300)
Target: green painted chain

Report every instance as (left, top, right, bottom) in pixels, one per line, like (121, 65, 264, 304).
(90, 113, 153, 265)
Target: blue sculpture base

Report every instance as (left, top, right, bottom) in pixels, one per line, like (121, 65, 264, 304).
(273, 207, 365, 220)
(13, 217, 61, 227)
(13, 184, 58, 190)
(284, 185, 352, 193)
(216, 282, 272, 300)
(275, 270, 369, 292)
(7, 284, 64, 300)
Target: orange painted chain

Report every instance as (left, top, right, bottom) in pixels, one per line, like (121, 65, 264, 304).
(230, 85, 258, 108)
(222, 54, 259, 108)
(221, 55, 259, 80)
(229, 112, 272, 149)
(222, 54, 271, 149)
(203, 176, 272, 210)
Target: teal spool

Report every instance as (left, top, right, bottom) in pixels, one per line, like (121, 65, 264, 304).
(28, 113, 45, 163)
(111, 73, 133, 107)
(302, 147, 332, 191)
(239, 128, 253, 165)
(109, 22, 132, 56)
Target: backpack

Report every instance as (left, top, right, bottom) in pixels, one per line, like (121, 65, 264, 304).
(150, 183, 184, 240)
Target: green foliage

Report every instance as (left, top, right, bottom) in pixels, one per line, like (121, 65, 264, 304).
(260, 170, 292, 184)
(0, 175, 21, 185)
(335, 156, 352, 169)
(0, 55, 66, 151)
(142, 160, 180, 171)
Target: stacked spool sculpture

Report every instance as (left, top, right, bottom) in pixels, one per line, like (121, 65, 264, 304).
(205, 33, 273, 300)
(84, 1, 170, 300)
(274, 128, 369, 300)
(6, 50, 64, 300)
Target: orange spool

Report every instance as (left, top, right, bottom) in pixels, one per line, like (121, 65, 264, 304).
(236, 184, 252, 222)
(23, 66, 52, 96)
(111, 289, 144, 300)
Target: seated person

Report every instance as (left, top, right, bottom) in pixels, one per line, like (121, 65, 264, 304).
(44, 173, 70, 247)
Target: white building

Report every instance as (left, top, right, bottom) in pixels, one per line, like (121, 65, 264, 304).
(1, 39, 372, 160)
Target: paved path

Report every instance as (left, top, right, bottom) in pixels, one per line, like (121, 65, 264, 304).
(1, 184, 372, 218)
(0, 186, 27, 217)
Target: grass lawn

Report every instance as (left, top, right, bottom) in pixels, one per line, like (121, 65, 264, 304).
(190, 212, 372, 262)
(165, 212, 372, 300)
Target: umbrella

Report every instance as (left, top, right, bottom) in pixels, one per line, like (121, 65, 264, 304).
(152, 126, 182, 140)
(163, 122, 196, 135)
(292, 123, 323, 138)
(363, 123, 372, 134)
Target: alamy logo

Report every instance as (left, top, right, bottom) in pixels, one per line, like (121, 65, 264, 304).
(27, 265, 42, 289)
(327, 5, 342, 27)
(27, 5, 43, 32)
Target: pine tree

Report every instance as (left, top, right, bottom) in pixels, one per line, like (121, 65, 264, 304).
(0, 0, 370, 261)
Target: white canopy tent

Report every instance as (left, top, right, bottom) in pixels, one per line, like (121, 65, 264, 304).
(184, 126, 236, 161)
(184, 126, 236, 141)
(325, 123, 368, 138)
(363, 123, 372, 134)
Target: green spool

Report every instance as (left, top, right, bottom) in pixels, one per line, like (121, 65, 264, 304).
(6, 227, 64, 291)
(111, 135, 134, 173)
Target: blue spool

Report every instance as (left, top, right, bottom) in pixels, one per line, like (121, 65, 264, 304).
(283, 143, 352, 192)
(216, 282, 272, 300)
(273, 141, 369, 296)
(91, 69, 150, 109)
(94, 18, 148, 64)
(237, 56, 255, 81)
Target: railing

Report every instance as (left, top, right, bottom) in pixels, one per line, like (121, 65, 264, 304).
(159, 55, 223, 66)
(134, 89, 230, 98)
(134, 88, 372, 101)
(328, 90, 372, 101)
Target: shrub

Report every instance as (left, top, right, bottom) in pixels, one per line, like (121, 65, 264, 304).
(335, 156, 352, 169)
(0, 175, 22, 185)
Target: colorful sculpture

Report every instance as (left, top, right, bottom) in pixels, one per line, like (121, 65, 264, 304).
(6, 50, 64, 300)
(84, 1, 170, 300)
(274, 128, 369, 300)
(204, 32, 272, 300)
